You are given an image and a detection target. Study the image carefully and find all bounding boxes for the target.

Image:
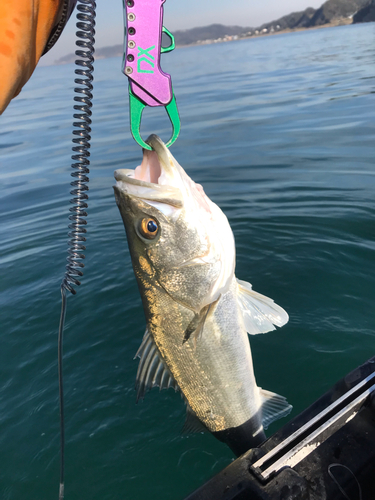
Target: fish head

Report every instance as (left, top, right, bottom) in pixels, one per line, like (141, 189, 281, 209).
(114, 135, 235, 313)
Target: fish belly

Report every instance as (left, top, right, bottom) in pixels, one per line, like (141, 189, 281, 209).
(149, 277, 262, 433)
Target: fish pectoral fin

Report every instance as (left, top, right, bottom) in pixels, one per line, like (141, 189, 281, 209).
(183, 297, 220, 345)
(135, 327, 179, 402)
(260, 388, 292, 430)
(182, 403, 208, 434)
(183, 309, 209, 345)
(236, 278, 289, 335)
(183, 313, 201, 344)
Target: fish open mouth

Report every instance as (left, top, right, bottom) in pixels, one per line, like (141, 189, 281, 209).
(114, 135, 184, 208)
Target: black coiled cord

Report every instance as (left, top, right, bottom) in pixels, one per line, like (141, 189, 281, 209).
(58, 1, 96, 499)
(62, 0, 96, 295)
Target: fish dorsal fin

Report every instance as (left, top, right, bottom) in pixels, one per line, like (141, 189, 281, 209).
(236, 278, 289, 335)
(260, 388, 292, 430)
(134, 328, 179, 401)
(182, 403, 208, 434)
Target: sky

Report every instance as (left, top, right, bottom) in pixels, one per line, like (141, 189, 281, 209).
(40, 0, 325, 66)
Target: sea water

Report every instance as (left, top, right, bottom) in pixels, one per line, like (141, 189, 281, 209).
(0, 22, 374, 500)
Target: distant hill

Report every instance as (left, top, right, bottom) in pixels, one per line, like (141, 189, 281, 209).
(257, 7, 317, 31)
(55, 44, 123, 65)
(257, 0, 369, 31)
(54, 0, 375, 65)
(171, 23, 252, 45)
(309, 0, 369, 25)
(353, 0, 375, 21)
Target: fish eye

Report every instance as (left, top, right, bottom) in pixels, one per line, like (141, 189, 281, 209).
(139, 217, 159, 239)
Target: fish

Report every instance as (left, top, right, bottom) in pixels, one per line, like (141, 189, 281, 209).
(113, 134, 291, 456)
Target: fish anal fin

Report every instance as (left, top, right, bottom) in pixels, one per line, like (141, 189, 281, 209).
(135, 328, 179, 401)
(260, 388, 292, 430)
(237, 278, 289, 335)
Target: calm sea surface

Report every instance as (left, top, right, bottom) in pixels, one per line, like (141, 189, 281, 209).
(1, 23, 374, 500)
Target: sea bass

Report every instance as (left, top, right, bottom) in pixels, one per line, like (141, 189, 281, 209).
(114, 135, 291, 455)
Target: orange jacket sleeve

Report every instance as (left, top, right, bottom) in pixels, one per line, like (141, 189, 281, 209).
(0, 0, 64, 114)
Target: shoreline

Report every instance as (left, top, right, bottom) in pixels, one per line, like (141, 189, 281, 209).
(53, 18, 357, 65)
(176, 17, 354, 49)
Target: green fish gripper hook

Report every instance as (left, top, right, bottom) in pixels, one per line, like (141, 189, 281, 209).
(129, 88, 180, 150)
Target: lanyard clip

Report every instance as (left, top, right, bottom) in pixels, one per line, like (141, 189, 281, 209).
(122, 0, 180, 150)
